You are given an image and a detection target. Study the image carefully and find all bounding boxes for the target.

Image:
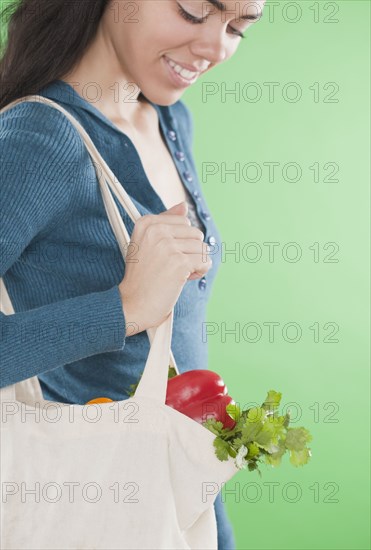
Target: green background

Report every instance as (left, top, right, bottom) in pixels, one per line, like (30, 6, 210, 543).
(182, 1, 370, 549)
(1, 1, 370, 549)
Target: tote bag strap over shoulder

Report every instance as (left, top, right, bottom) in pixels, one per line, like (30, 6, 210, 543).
(0, 95, 180, 405)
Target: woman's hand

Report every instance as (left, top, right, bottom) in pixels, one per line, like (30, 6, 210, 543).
(118, 201, 212, 335)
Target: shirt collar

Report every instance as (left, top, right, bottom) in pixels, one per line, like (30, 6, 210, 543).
(39, 79, 170, 134)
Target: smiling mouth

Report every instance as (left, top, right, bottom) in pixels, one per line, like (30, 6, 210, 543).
(164, 56, 200, 81)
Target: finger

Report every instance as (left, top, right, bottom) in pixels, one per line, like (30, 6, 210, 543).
(174, 239, 210, 258)
(157, 213, 191, 226)
(184, 253, 212, 276)
(169, 225, 205, 240)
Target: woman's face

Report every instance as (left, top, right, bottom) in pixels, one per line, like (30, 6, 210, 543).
(101, 0, 266, 106)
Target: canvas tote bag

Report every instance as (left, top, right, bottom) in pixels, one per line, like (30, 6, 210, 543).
(0, 96, 238, 550)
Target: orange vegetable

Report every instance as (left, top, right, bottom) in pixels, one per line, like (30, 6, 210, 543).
(86, 397, 113, 405)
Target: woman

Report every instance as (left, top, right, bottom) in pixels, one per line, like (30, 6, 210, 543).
(0, 1, 265, 548)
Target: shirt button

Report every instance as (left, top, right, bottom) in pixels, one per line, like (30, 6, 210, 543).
(175, 151, 185, 161)
(208, 235, 217, 246)
(193, 190, 201, 200)
(167, 130, 177, 141)
(199, 277, 207, 290)
(201, 211, 211, 221)
(183, 171, 193, 183)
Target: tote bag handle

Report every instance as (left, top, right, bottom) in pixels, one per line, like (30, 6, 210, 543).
(0, 95, 182, 404)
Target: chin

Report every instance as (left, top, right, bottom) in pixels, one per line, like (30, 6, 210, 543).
(141, 88, 184, 107)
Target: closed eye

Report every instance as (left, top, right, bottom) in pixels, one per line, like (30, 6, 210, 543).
(176, 3, 246, 39)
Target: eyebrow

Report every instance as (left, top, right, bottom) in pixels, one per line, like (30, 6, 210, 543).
(205, 0, 262, 20)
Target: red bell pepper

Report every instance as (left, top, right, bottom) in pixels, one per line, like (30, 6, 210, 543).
(165, 369, 236, 430)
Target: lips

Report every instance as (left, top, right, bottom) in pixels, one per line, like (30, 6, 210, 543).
(163, 57, 198, 87)
(168, 62, 199, 80)
(164, 55, 202, 74)
(164, 55, 210, 75)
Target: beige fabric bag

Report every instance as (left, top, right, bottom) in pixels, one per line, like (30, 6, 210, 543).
(0, 97, 238, 550)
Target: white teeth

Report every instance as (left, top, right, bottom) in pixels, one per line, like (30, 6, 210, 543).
(166, 58, 198, 80)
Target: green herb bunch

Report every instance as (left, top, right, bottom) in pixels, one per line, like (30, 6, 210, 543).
(202, 390, 313, 476)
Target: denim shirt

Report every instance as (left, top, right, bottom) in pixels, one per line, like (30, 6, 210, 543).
(0, 79, 224, 404)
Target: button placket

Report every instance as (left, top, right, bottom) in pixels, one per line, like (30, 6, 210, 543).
(198, 277, 207, 290)
(175, 151, 185, 162)
(183, 170, 193, 183)
(167, 129, 177, 141)
(162, 111, 212, 287)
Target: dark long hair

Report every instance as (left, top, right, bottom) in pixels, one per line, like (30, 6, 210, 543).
(0, 0, 110, 110)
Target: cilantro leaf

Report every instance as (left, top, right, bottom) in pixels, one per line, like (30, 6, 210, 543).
(264, 440, 286, 467)
(228, 446, 237, 458)
(168, 365, 178, 379)
(247, 407, 266, 423)
(202, 418, 224, 436)
(261, 390, 282, 413)
(213, 437, 230, 461)
(232, 437, 246, 448)
(226, 402, 242, 422)
(289, 447, 312, 467)
(285, 427, 313, 451)
(247, 442, 260, 459)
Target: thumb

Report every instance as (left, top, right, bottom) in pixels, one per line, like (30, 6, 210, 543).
(161, 200, 188, 216)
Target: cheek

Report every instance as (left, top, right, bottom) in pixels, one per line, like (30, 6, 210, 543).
(138, 4, 194, 50)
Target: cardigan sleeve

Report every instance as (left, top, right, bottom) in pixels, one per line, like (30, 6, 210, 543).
(0, 102, 127, 388)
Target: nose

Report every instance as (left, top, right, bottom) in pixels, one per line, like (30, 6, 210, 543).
(190, 33, 228, 66)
